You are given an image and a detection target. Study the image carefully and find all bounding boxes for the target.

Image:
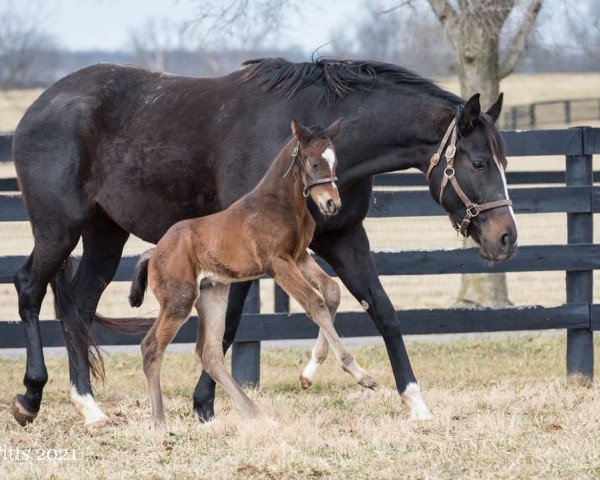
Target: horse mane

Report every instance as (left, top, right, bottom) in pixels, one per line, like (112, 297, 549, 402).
(240, 57, 504, 163)
(240, 57, 462, 106)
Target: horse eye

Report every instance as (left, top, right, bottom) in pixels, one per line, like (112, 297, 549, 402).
(472, 161, 484, 170)
(312, 162, 319, 170)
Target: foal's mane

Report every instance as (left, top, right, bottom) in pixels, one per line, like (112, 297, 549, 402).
(240, 57, 462, 106)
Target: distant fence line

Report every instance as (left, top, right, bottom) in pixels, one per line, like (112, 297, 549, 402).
(502, 98, 600, 130)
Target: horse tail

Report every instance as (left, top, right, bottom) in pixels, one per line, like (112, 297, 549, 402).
(53, 252, 156, 381)
(129, 249, 153, 308)
(52, 256, 106, 380)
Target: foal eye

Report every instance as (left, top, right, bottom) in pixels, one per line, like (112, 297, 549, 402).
(312, 163, 319, 169)
(472, 161, 484, 170)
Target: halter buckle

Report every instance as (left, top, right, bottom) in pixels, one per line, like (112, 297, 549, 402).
(291, 145, 299, 157)
(430, 153, 440, 165)
(445, 144, 456, 159)
(466, 204, 480, 218)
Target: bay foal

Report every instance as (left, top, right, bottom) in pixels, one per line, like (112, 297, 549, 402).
(129, 119, 375, 426)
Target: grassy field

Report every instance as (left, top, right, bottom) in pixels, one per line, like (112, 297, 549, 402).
(1, 334, 599, 479)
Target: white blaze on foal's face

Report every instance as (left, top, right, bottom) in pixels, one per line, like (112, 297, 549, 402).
(322, 147, 336, 174)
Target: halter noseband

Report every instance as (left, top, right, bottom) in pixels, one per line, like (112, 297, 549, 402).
(426, 117, 513, 237)
(284, 142, 338, 197)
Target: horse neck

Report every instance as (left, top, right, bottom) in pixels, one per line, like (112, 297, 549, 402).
(252, 140, 307, 211)
(336, 88, 461, 181)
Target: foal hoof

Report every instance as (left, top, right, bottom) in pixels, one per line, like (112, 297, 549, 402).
(11, 396, 38, 426)
(358, 376, 377, 390)
(299, 375, 312, 390)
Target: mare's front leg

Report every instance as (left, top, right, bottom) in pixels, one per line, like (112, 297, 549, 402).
(310, 224, 431, 420)
(272, 257, 375, 389)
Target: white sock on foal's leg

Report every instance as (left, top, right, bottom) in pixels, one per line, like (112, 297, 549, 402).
(402, 382, 432, 420)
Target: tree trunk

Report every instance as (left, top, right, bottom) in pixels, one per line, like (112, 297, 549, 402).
(454, 30, 511, 307)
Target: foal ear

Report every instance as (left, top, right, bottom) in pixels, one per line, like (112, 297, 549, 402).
(458, 93, 481, 135)
(291, 118, 312, 144)
(325, 118, 343, 140)
(485, 93, 504, 124)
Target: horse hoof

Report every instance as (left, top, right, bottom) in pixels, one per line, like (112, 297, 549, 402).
(358, 376, 377, 390)
(299, 375, 312, 390)
(11, 396, 38, 426)
(410, 410, 433, 421)
(85, 414, 127, 429)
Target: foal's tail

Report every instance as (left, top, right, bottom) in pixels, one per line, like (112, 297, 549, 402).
(129, 249, 153, 308)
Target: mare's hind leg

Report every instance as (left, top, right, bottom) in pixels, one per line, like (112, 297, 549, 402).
(272, 257, 375, 389)
(296, 254, 342, 389)
(141, 280, 198, 428)
(12, 227, 82, 425)
(67, 212, 129, 425)
(195, 283, 265, 419)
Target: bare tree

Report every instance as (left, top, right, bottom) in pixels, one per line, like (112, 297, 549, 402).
(417, 0, 543, 306)
(130, 17, 187, 71)
(0, 0, 59, 88)
(185, 0, 303, 50)
(331, 2, 454, 76)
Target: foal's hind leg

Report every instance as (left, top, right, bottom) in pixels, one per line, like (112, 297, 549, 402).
(195, 283, 265, 419)
(297, 254, 341, 389)
(141, 281, 198, 428)
(67, 213, 129, 425)
(272, 258, 375, 389)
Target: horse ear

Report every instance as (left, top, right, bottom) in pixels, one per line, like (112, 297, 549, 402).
(291, 118, 312, 144)
(485, 93, 503, 124)
(325, 118, 343, 140)
(458, 93, 481, 135)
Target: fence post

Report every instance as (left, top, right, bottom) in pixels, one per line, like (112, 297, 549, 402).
(564, 100, 571, 124)
(274, 283, 290, 313)
(232, 280, 261, 387)
(528, 103, 536, 128)
(566, 127, 594, 381)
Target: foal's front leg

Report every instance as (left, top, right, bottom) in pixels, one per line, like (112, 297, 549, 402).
(194, 283, 265, 419)
(296, 253, 343, 389)
(272, 257, 375, 389)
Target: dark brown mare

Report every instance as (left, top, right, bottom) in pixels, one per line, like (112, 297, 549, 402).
(11, 58, 517, 427)
(129, 119, 377, 426)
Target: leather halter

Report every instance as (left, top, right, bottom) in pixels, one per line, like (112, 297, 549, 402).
(284, 142, 338, 197)
(426, 117, 513, 237)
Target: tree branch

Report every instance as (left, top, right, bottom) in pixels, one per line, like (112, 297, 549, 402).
(426, 0, 460, 46)
(498, 0, 543, 79)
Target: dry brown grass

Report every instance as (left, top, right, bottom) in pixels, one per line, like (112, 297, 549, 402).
(1, 334, 599, 479)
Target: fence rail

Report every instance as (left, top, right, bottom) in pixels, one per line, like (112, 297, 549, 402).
(0, 127, 599, 386)
(502, 98, 600, 130)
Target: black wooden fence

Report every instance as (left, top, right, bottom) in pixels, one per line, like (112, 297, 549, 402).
(502, 98, 600, 130)
(1, 127, 599, 386)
